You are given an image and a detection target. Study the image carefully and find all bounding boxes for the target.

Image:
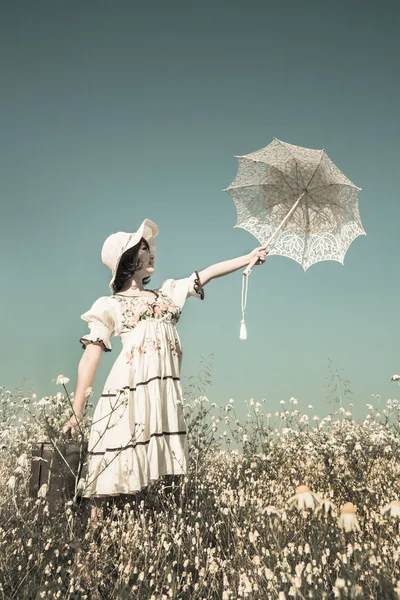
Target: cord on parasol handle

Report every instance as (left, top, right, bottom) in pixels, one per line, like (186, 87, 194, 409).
(239, 192, 305, 340)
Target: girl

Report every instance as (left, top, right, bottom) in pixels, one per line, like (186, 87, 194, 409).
(62, 218, 267, 519)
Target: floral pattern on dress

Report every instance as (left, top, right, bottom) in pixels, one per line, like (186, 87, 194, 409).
(169, 340, 182, 357)
(125, 337, 163, 364)
(114, 291, 181, 333)
(125, 336, 182, 365)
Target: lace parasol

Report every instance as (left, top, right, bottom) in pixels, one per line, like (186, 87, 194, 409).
(223, 138, 366, 339)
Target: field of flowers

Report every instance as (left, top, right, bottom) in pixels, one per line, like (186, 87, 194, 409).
(1, 358, 400, 599)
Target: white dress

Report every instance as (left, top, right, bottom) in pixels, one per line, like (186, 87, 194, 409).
(78, 272, 204, 498)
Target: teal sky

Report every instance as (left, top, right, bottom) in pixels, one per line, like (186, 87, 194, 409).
(1, 0, 399, 421)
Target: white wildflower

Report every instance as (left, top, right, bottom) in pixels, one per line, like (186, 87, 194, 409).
(56, 375, 70, 385)
(264, 505, 281, 517)
(381, 500, 400, 518)
(17, 453, 29, 470)
(37, 398, 50, 406)
(38, 483, 48, 498)
(7, 475, 17, 490)
(315, 498, 336, 516)
(338, 503, 360, 532)
(209, 560, 219, 573)
(287, 485, 322, 511)
(239, 573, 252, 593)
(295, 563, 304, 577)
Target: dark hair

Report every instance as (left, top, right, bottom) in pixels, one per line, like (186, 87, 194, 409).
(112, 237, 151, 294)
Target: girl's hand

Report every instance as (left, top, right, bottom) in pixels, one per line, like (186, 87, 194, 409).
(248, 246, 269, 265)
(62, 413, 82, 439)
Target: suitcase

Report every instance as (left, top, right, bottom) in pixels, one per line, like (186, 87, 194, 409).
(29, 438, 88, 509)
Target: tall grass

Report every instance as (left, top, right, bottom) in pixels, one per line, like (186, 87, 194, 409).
(1, 356, 400, 599)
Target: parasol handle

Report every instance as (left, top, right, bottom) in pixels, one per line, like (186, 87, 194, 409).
(242, 192, 305, 276)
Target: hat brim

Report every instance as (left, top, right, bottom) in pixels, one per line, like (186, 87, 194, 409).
(109, 219, 159, 293)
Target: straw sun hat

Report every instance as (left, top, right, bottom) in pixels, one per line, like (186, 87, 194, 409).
(101, 218, 159, 293)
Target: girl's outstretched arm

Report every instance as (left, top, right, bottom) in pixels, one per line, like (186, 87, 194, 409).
(196, 246, 268, 287)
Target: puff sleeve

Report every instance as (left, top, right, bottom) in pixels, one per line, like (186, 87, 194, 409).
(79, 297, 115, 352)
(160, 271, 205, 311)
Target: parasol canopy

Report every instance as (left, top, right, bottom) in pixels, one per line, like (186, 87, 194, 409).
(223, 137, 366, 339)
